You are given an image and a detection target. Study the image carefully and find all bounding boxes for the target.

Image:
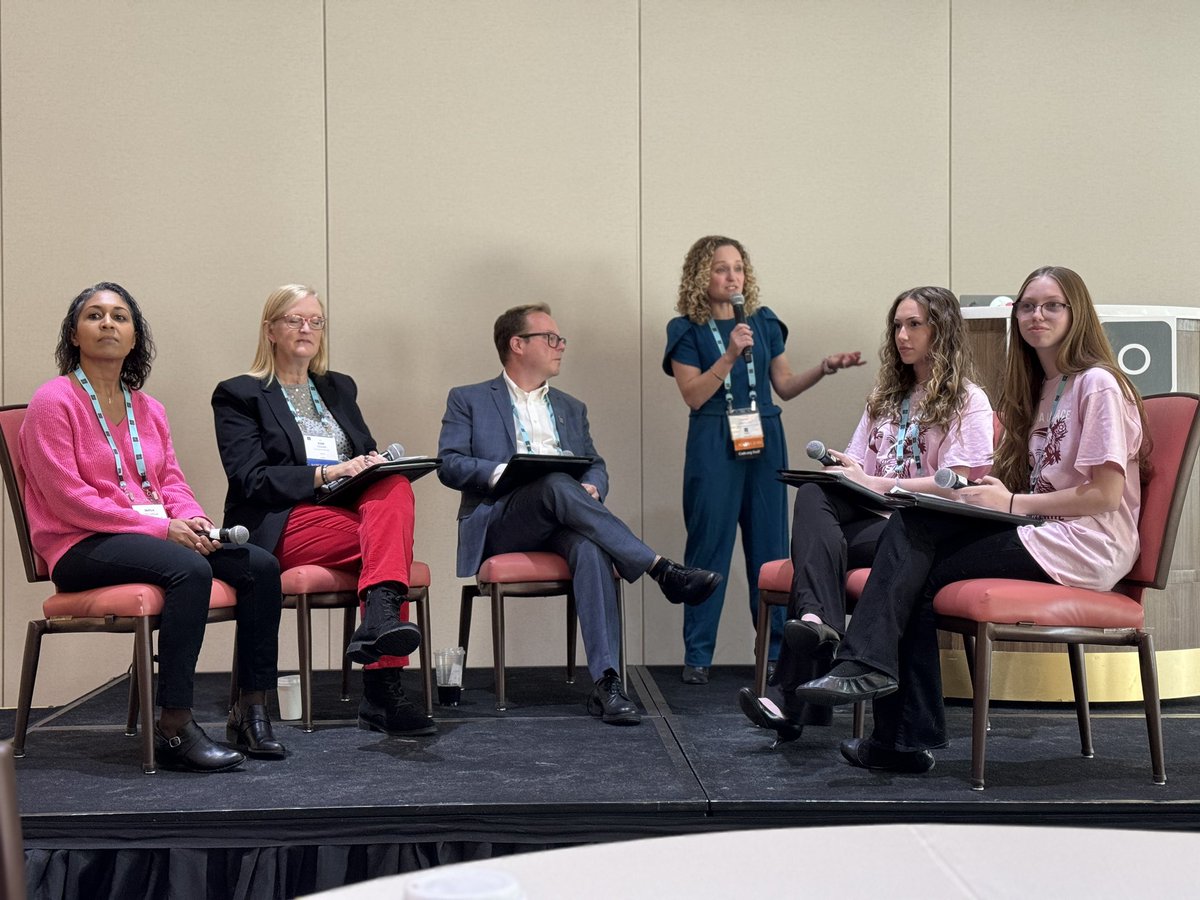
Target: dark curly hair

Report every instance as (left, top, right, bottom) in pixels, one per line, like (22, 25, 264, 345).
(55, 282, 156, 390)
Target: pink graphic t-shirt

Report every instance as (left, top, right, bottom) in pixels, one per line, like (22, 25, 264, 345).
(845, 381, 994, 481)
(1017, 367, 1142, 591)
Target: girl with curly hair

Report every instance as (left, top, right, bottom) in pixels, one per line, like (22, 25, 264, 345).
(662, 235, 862, 684)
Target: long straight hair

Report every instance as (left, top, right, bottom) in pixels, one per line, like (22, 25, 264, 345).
(247, 285, 328, 383)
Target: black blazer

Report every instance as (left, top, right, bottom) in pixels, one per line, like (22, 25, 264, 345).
(211, 371, 375, 552)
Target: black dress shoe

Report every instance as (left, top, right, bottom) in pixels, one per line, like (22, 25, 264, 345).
(155, 720, 244, 773)
(840, 737, 935, 774)
(681, 665, 709, 685)
(783, 619, 841, 661)
(655, 561, 723, 607)
(346, 585, 422, 664)
(587, 673, 641, 725)
(359, 667, 437, 736)
(226, 702, 286, 759)
(737, 687, 803, 745)
(792, 668, 899, 706)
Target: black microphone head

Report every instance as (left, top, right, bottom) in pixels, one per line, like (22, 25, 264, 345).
(805, 440, 827, 461)
(933, 468, 963, 490)
(382, 442, 405, 460)
(228, 525, 250, 545)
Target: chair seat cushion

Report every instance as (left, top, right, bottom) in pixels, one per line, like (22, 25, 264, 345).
(757, 558, 793, 593)
(43, 579, 237, 618)
(281, 565, 359, 595)
(933, 578, 1144, 629)
(478, 552, 571, 584)
(410, 560, 431, 588)
(846, 568, 869, 600)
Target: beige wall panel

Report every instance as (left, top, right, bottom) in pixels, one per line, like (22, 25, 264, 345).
(951, 0, 1200, 306)
(1, 1, 326, 705)
(640, 1, 950, 665)
(325, 1, 642, 670)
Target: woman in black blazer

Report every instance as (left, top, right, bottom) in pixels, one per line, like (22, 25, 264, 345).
(212, 284, 435, 736)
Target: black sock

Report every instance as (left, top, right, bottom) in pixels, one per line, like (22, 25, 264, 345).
(648, 557, 671, 580)
(828, 660, 878, 679)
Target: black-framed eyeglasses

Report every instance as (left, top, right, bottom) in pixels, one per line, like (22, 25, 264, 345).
(519, 332, 567, 349)
(275, 314, 327, 330)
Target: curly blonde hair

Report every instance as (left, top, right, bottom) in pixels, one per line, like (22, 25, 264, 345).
(992, 266, 1149, 490)
(675, 235, 761, 324)
(865, 286, 976, 433)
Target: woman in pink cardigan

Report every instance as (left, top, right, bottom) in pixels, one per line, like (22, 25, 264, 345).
(19, 283, 284, 772)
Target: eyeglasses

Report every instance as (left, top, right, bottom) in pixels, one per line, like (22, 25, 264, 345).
(275, 314, 326, 330)
(1015, 301, 1070, 318)
(519, 332, 567, 349)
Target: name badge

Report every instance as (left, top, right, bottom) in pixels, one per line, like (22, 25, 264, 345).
(727, 408, 765, 458)
(303, 434, 340, 465)
(133, 503, 168, 519)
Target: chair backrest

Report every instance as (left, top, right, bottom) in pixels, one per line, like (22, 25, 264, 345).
(1122, 393, 1200, 590)
(0, 405, 50, 583)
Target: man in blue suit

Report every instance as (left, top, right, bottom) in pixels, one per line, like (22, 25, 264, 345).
(438, 304, 721, 725)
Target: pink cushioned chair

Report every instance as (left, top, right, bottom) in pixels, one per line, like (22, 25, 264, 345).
(0, 404, 240, 774)
(756, 560, 867, 736)
(459, 551, 625, 711)
(934, 393, 1200, 790)
(282, 559, 433, 732)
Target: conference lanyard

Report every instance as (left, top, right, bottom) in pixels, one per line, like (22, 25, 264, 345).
(281, 377, 331, 421)
(707, 319, 757, 412)
(1029, 375, 1070, 492)
(510, 393, 563, 454)
(74, 366, 160, 504)
(894, 396, 921, 475)
(281, 378, 341, 465)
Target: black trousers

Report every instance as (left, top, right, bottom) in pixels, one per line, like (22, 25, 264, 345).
(838, 508, 1051, 752)
(773, 484, 888, 724)
(54, 533, 282, 709)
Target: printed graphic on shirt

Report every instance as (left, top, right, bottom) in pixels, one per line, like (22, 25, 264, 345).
(1028, 413, 1069, 494)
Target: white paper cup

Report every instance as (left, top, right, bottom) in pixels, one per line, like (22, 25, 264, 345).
(276, 674, 301, 720)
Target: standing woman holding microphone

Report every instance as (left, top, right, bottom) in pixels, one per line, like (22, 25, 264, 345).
(663, 236, 863, 684)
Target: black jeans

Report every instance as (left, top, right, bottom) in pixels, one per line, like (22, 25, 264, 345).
(54, 533, 282, 709)
(838, 509, 1051, 752)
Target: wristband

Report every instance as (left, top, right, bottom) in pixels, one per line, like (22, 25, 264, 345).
(320, 465, 328, 485)
(1009, 492, 1015, 514)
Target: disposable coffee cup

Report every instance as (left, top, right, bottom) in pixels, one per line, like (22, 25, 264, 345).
(276, 674, 301, 720)
(434, 647, 465, 707)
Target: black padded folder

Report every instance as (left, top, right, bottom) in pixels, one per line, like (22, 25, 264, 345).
(885, 487, 1043, 527)
(493, 453, 594, 497)
(777, 469, 901, 514)
(315, 457, 442, 507)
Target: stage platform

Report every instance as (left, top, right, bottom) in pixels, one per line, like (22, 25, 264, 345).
(10, 664, 1200, 897)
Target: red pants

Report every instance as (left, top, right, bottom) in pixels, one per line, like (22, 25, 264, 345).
(276, 476, 416, 669)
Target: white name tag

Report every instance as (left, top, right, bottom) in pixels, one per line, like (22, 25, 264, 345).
(727, 408, 765, 458)
(303, 434, 340, 465)
(133, 503, 168, 519)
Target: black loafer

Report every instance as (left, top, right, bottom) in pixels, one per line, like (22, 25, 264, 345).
(587, 673, 641, 725)
(783, 619, 841, 661)
(840, 737, 935, 774)
(155, 720, 244, 773)
(656, 562, 723, 607)
(737, 687, 803, 745)
(227, 703, 286, 759)
(792, 669, 899, 706)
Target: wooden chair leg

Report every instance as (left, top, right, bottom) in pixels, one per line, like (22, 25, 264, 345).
(135, 619, 157, 774)
(753, 592, 771, 696)
(12, 621, 47, 758)
(1066, 643, 1094, 758)
(1137, 631, 1167, 785)
(565, 590, 577, 684)
(296, 594, 315, 733)
(458, 585, 476, 667)
(340, 606, 356, 702)
(491, 584, 507, 711)
(413, 589, 434, 718)
(969, 623, 993, 791)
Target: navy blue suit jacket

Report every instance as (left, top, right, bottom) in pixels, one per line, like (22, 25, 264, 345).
(438, 375, 608, 577)
(211, 371, 376, 552)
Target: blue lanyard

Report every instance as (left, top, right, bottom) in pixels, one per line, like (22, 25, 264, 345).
(707, 319, 757, 412)
(280, 377, 330, 422)
(894, 396, 921, 474)
(510, 392, 563, 454)
(74, 367, 159, 503)
(1029, 375, 1069, 492)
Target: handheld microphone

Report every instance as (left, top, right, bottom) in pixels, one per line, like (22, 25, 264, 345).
(206, 525, 250, 545)
(933, 468, 969, 490)
(730, 293, 752, 362)
(805, 440, 840, 467)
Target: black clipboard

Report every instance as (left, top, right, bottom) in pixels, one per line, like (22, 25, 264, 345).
(777, 469, 904, 514)
(316, 457, 442, 507)
(886, 487, 1043, 527)
(493, 454, 595, 497)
